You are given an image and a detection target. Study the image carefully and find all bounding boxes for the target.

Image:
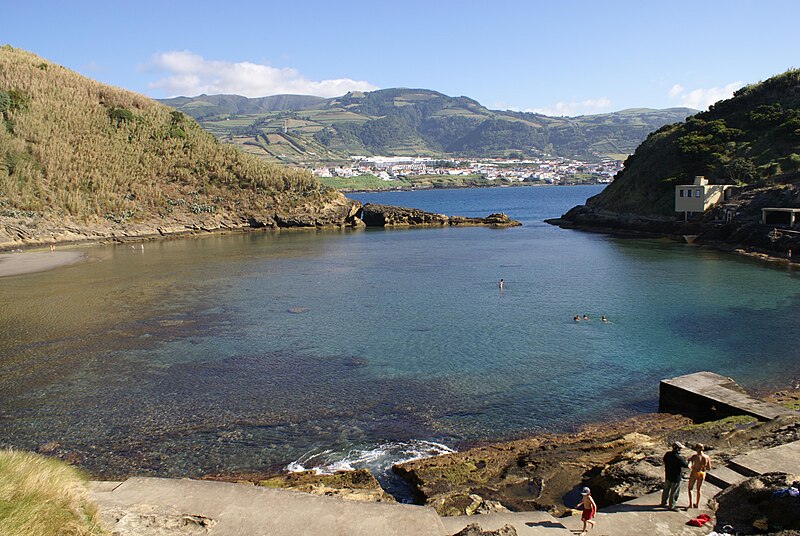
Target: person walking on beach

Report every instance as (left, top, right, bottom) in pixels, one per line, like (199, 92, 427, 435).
(687, 443, 711, 509)
(576, 486, 596, 535)
(661, 441, 688, 510)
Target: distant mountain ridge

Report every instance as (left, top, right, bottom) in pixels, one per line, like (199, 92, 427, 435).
(159, 89, 697, 163)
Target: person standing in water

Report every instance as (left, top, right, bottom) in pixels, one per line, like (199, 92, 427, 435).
(687, 444, 711, 509)
(498, 278, 504, 290)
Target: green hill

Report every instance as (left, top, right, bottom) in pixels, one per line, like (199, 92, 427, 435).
(0, 46, 358, 248)
(161, 89, 696, 164)
(585, 69, 800, 215)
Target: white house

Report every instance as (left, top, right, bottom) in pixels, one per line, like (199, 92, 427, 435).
(675, 176, 734, 218)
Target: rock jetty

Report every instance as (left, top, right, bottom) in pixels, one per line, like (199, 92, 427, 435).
(360, 204, 521, 228)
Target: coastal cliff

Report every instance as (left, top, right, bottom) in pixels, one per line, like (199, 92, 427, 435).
(550, 69, 800, 259)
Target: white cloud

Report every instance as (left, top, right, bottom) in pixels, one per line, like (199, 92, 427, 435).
(668, 84, 684, 98)
(146, 51, 378, 98)
(527, 97, 613, 117)
(668, 81, 742, 110)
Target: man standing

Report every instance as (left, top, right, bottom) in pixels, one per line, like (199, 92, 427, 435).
(661, 441, 688, 510)
(687, 443, 712, 509)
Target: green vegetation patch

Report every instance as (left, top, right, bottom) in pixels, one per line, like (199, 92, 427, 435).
(679, 415, 758, 431)
(0, 449, 106, 536)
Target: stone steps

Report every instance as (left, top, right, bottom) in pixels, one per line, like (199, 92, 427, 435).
(705, 466, 749, 489)
(726, 440, 800, 478)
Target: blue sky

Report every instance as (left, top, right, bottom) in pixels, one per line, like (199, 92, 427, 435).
(6, 0, 800, 115)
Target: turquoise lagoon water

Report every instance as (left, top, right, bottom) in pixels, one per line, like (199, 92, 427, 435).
(1, 185, 799, 487)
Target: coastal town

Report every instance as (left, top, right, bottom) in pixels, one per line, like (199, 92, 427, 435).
(310, 155, 623, 187)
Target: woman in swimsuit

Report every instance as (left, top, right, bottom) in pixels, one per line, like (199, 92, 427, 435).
(687, 443, 711, 509)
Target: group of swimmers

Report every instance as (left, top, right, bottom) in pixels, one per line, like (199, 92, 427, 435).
(573, 314, 610, 323)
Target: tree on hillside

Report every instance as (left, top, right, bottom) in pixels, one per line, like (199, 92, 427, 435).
(726, 157, 757, 184)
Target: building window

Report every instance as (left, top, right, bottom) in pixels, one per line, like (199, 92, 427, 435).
(695, 189, 701, 198)
(679, 190, 684, 197)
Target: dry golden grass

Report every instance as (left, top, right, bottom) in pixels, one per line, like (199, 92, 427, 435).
(0, 45, 323, 223)
(0, 449, 107, 536)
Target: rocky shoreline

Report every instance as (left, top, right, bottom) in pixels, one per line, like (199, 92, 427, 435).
(197, 382, 799, 521)
(547, 183, 800, 265)
(0, 199, 519, 253)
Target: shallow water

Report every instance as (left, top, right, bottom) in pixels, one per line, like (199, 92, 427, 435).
(1, 185, 798, 488)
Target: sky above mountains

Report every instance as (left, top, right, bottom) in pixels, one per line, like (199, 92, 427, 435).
(8, 0, 800, 116)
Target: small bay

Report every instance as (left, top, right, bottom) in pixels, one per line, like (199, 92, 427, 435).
(1, 185, 798, 482)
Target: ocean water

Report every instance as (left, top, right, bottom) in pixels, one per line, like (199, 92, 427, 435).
(1, 185, 799, 493)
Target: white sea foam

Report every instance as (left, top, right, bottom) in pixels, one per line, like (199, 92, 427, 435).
(285, 440, 455, 475)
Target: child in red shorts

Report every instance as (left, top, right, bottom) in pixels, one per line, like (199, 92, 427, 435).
(576, 486, 597, 535)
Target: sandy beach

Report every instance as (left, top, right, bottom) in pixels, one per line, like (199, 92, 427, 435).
(0, 250, 87, 277)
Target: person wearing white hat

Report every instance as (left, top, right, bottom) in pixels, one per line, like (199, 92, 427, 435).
(575, 486, 597, 535)
(661, 441, 688, 510)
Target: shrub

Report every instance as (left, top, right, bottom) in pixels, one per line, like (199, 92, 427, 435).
(107, 107, 134, 125)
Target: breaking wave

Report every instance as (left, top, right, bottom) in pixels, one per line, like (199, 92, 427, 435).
(286, 439, 455, 476)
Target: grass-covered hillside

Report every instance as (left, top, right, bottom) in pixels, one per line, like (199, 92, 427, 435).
(162, 89, 696, 164)
(588, 69, 800, 215)
(0, 46, 336, 232)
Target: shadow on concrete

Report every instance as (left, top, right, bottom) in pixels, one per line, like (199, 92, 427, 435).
(603, 503, 664, 513)
(526, 520, 568, 528)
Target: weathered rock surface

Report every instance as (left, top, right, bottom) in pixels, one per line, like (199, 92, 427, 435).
(394, 403, 800, 518)
(0, 195, 364, 250)
(360, 204, 521, 228)
(452, 522, 518, 536)
(99, 505, 217, 536)
(394, 414, 690, 517)
(712, 472, 800, 534)
(204, 469, 394, 503)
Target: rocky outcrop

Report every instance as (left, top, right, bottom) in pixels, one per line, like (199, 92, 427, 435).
(584, 435, 665, 504)
(360, 204, 521, 228)
(712, 472, 800, 534)
(274, 194, 363, 228)
(256, 469, 395, 503)
(0, 196, 364, 251)
(203, 468, 394, 503)
(452, 523, 518, 536)
(394, 406, 800, 518)
(393, 414, 690, 517)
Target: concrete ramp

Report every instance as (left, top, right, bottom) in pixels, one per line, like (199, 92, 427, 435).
(660, 371, 794, 421)
(90, 477, 447, 536)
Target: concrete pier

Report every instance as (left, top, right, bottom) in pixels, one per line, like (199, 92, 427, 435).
(659, 371, 794, 421)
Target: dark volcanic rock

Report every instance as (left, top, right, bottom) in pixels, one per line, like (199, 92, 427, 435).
(360, 204, 521, 228)
(712, 472, 800, 534)
(361, 203, 449, 226)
